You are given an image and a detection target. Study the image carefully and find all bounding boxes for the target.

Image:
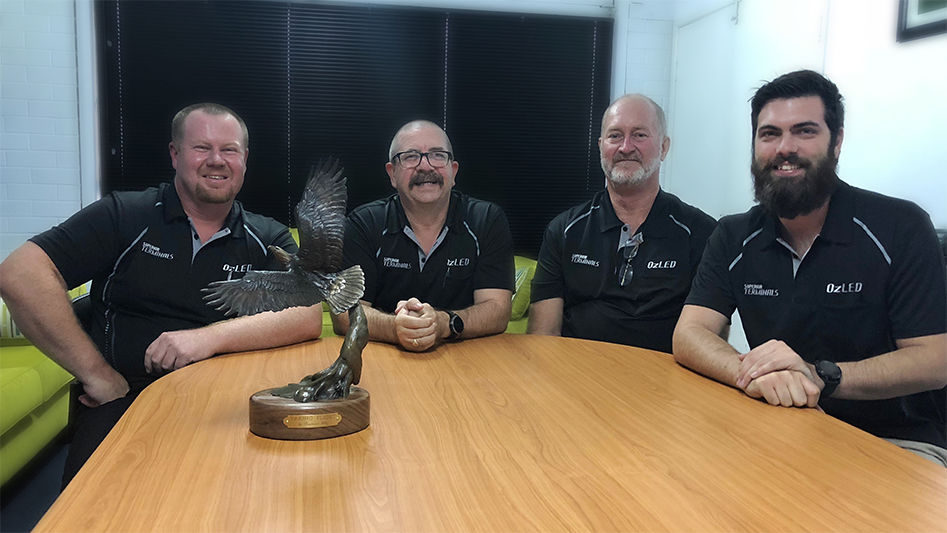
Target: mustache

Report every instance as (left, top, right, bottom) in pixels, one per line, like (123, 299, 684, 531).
(768, 153, 810, 169)
(613, 153, 641, 163)
(409, 170, 443, 188)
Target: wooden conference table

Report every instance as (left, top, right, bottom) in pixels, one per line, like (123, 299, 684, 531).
(35, 335, 946, 532)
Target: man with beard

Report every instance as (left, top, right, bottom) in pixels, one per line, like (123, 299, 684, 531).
(331, 120, 514, 351)
(528, 94, 716, 353)
(0, 103, 325, 486)
(673, 70, 947, 466)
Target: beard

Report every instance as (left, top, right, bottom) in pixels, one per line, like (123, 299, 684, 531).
(196, 185, 236, 204)
(409, 169, 444, 189)
(751, 151, 839, 219)
(602, 152, 660, 186)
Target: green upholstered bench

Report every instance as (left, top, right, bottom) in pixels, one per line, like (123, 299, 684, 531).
(0, 288, 82, 487)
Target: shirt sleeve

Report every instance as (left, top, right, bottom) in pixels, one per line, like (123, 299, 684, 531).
(342, 212, 379, 304)
(530, 216, 565, 303)
(29, 193, 129, 290)
(472, 204, 515, 292)
(684, 221, 738, 322)
(887, 206, 947, 339)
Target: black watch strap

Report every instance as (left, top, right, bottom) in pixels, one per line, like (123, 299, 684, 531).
(446, 310, 463, 341)
(815, 360, 842, 398)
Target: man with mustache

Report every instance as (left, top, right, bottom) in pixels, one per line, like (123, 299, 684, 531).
(332, 120, 514, 351)
(0, 103, 326, 486)
(528, 94, 716, 353)
(673, 70, 947, 466)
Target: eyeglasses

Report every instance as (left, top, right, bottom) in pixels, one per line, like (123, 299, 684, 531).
(618, 233, 644, 287)
(392, 150, 453, 169)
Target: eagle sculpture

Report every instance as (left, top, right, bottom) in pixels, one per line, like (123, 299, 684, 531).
(202, 158, 367, 402)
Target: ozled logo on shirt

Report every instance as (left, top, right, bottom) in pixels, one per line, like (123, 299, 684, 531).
(826, 282, 862, 293)
(647, 260, 677, 269)
(744, 283, 778, 297)
(141, 242, 173, 260)
(222, 263, 253, 281)
(383, 257, 411, 269)
(447, 257, 470, 267)
(571, 254, 600, 267)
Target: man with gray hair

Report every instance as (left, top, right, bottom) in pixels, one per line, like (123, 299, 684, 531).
(332, 120, 514, 351)
(528, 94, 716, 353)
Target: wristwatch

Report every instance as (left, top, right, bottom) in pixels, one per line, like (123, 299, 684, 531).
(445, 310, 464, 341)
(814, 360, 842, 398)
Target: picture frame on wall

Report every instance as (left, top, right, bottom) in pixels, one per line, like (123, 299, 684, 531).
(897, 0, 947, 42)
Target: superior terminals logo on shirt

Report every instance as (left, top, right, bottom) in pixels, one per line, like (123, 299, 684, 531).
(383, 257, 412, 269)
(571, 254, 600, 267)
(744, 283, 779, 297)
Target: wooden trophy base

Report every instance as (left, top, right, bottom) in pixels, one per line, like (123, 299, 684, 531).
(249, 387, 370, 440)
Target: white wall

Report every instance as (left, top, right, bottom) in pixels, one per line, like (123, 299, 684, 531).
(667, 0, 946, 225)
(824, 0, 947, 229)
(0, 0, 82, 262)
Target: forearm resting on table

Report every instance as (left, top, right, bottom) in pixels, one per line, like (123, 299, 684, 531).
(834, 334, 947, 401)
(527, 297, 563, 335)
(332, 301, 402, 344)
(450, 289, 511, 339)
(197, 304, 325, 355)
(672, 305, 743, 387)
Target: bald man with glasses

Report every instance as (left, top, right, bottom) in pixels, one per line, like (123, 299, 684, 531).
(331, 120, 514, 351)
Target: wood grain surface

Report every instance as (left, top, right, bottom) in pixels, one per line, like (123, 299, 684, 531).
(34, 335, 947, 532)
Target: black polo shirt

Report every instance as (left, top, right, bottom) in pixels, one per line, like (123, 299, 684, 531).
(31, 182, 295, 390)
(687, 181, 947, 447)
(531, 188, 716, 353)
(342, 190, 514, 313)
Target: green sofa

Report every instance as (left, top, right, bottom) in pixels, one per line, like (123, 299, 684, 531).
(0, 289, 82, 487)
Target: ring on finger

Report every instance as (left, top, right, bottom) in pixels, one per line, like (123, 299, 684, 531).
(413, 338, 419, 347)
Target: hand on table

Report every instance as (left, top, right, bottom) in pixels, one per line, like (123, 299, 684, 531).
(394, 298, 439, 352)
(144, 329, 216, 375)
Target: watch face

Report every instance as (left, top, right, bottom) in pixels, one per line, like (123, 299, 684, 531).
(817, 360, 841, 382)
(451, 314, 464, 334)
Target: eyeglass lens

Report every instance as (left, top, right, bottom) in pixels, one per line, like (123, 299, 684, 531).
(397, 151, 451, 168)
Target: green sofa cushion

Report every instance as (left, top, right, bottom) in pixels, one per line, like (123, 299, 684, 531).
(0, 352, 44, 436)
(511, 256, 536, 321)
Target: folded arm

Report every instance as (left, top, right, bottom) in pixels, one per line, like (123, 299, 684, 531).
(673, 304, 819, 408)
(738, 333, 947, 401)
(332, 288, 511, 352)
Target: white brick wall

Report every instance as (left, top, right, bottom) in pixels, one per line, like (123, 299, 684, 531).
(1, 0, 80, 262)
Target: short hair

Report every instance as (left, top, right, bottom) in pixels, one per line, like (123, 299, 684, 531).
(600, 94, 667, 140)
(751, 70, 844, 147)
(388, 120, 453, 161)
(171, 103, 249, 149)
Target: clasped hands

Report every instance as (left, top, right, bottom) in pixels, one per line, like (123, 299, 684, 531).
(735, 340, 824, 408)
(394, 297, 444, 352)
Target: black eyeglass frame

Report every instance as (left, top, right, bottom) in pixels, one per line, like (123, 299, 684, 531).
(617, 234, 643, 287)
(391, 150, 454, 168)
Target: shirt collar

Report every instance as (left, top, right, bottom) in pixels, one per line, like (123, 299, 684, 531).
(160, 181, 244, 237)
(599, 187, 674, 237)
(388, 189, 464, 234)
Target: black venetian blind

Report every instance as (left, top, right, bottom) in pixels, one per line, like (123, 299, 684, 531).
(97, 1, 612, 257)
